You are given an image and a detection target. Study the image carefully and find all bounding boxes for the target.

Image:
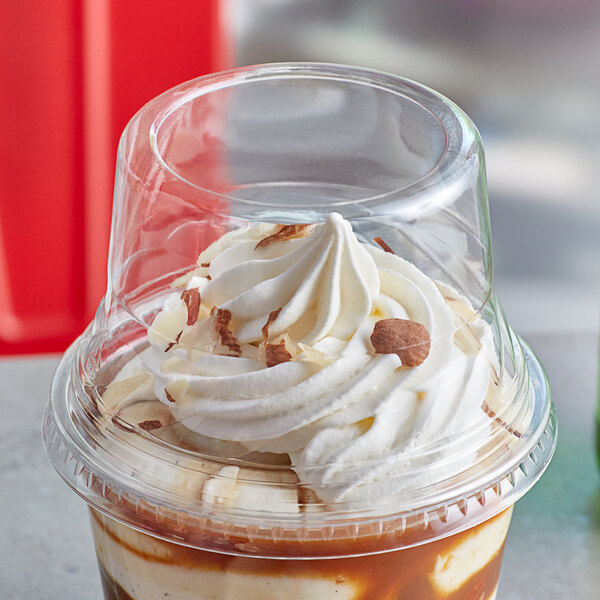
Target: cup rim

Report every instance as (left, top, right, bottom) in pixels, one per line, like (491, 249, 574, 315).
(42, 324, 556, 557)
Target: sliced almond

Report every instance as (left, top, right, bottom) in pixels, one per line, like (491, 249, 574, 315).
(443, 294, 478, 327)
(181, 289, 201, 326)
(231, 472, 300, 514)
(171, 267, 202, 288)
(265, 340, 292, 367)
(211, 306, 241, 356)
(164, 330, 182, 353)
(454, 323, 482, 355)
(370, 318, 430, 367)
(202, 465, 240, 506)
(296, 343, 335, 368)
(203, 466, 301, 513)
(373, 237, 396, 254)
(138, 419, 163, 431)
(111, 400, 174, 433)
(255, 224, 313, 249)
(260, 307, 292, 367)
(262, 307, 282, 341)
(148, 294, 187, 348)
(100, 372, 154, 413)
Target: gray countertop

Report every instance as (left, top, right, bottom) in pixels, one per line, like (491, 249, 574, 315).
(1, 332, 598, 599)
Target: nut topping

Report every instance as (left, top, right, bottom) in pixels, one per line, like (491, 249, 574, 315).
(164, 330, 182, 353)
(138, 420, 163, 431)
(262, 307, 282, 341)
(211, 307, 242, 356)
(181, 288, 201, 326)
(255, 224, 313, 249)
(262, 307, 292, 367)
(370, 318, 430, 367)
(373, 237, 396, 254)
(265, 341, 292, 367)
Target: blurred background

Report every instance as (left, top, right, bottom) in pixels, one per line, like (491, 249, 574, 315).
(228, 0, 600, 339)
(1, 0, 598, 354)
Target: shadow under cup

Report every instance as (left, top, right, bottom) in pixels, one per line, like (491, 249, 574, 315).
(43, 64, 556, 600)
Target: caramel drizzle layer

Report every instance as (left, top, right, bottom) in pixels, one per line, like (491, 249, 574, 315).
(90, 507, 508, 600)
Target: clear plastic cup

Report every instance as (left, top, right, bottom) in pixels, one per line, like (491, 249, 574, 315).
(43, 63, 556, 600)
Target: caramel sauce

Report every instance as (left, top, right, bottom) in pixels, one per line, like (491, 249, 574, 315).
(90, 475, 501, 558)
(99, 562, 135, 600)
(92, 508, 507, 600)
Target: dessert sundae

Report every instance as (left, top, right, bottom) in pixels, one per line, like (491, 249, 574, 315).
(42, 63, 556, 600)
(92, 214, 523, 599)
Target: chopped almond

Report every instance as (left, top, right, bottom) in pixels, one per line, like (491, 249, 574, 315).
(262, 307, 283, 342)
(181, 288, 201, 326)
(373, 237, 396, 254)
(211, 307, 241, 356)
(138, 419, 163, 431)
(261, 307, 292, 367)
(255, 224, 313, 249)
(164, 330, 182, 353)
(165, 389, 176, 403)
(370, 318, 430, 367)
(265, 340, 292, 367)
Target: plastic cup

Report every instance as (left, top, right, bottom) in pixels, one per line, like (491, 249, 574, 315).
(43, 63, 556, 600)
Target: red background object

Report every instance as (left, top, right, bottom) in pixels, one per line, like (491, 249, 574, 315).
(0, 0, 227, 355)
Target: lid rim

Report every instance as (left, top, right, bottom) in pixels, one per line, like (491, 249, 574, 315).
(42, 328, 556, 555)
(132, 61, 479, 217)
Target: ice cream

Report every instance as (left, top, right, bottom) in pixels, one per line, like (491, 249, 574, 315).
(86, 213, 520, 599)
(102, 213, 507, 507)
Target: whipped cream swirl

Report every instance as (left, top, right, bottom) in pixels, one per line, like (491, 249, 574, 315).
(135, 213, 498, 503)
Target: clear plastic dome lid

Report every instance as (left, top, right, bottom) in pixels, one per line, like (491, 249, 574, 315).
(108, 63, 492, 324)
(43, 64, 556, 557)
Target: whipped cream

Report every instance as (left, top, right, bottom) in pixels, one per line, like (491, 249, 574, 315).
(116, 214, 499, 503)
